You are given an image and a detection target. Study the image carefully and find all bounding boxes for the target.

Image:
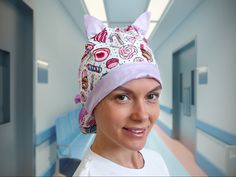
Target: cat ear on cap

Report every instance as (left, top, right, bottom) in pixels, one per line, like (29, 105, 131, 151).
(84, 15, 106, 39)
(133, 11, 151, 36)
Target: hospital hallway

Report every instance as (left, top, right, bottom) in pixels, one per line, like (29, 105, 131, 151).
(151, 125, 207, 176)
(0, 0, 236, 176)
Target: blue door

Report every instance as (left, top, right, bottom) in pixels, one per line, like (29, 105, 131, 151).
(173, 41, 196, 154)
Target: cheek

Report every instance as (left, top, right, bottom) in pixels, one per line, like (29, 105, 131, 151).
(95, 113, 122, 137)
(150, 104, 160, 122)
(94, 105, 120, 129)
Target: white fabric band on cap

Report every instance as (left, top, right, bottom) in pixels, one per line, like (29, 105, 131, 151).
(85, 62, 162, 114)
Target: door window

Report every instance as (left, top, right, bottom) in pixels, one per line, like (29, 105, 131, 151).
(0, 49, 10, 125)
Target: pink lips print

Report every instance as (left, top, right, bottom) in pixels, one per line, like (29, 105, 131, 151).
(93, 48, 110, 62)
(106, 58, 119, 69)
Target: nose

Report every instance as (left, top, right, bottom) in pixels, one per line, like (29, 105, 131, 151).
(130, 99, 149, 121)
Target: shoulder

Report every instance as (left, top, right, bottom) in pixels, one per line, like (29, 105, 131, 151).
(73, 150, 94, 176)
(73, 148, 117, 176)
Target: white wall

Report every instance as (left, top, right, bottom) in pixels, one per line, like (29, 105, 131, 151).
(33, 0, 86, 134)
(153, 0, 236, 175)
(24, 0, 86, 175)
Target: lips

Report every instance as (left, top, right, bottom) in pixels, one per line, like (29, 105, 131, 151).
(123, 127, 146, 135)
(93, 48, 110, 62)
(106, 58, 119, 69)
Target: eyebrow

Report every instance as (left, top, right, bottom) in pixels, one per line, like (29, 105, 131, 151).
(114, 85, 162, 93)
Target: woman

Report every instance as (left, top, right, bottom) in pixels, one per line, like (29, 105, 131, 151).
(73, 12, 169, 176)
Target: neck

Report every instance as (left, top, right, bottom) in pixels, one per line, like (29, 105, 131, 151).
(91, 135, 144, 169)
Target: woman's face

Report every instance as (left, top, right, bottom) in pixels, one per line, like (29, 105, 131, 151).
(93, 78, 161, 151)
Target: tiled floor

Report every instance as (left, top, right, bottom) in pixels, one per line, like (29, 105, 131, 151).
(153, 125, 207, 177)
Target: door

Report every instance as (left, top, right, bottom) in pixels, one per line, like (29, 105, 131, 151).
(173, 41, 196, 154)
(0, 0, 34, 175)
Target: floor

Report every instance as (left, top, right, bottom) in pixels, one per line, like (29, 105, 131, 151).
(153, 125, 207, 177)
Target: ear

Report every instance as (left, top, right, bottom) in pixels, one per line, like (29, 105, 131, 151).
(84, 15, 106, 39)
(133, 11, 151, 35)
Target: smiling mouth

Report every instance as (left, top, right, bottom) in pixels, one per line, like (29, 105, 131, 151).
(123, 127, 147, 136)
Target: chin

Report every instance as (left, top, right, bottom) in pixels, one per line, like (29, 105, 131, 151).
(126, 140, 146, 151)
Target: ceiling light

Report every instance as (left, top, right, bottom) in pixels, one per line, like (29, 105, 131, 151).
(147, 0, 170, 21)
(83, 0, 107, 22)
(146, 0, 170, 38)
(146, 22, 157, 39)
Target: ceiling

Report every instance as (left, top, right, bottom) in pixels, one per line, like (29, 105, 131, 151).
(59, 0, 203, 50)
(59, 0, 152, 34)
(103, 0, 150, 24)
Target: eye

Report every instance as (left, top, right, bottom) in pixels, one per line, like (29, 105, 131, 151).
(146, 93, 159, 102)
(115, 94, 129, 102)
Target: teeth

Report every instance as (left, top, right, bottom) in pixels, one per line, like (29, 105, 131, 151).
(124, 128, 145, 133)
(130, 129, 143, 133)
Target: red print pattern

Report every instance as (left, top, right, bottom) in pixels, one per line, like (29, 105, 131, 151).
(106, 58, 119, 69)
(119, 44, 138, 60)
(109, 33, 124, 45)
(93, 48, 110, 62)
(140, 44, 153, 62)
(92, 28, 108, 43)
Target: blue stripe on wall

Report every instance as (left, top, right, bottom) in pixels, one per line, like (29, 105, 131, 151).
(158, 105, 173, 137)
(35, 126, 56, 146)
(42, 161, 56, 177)
(156, 119, 173, 137)
(158, 103, 236, 145)
(160, 104, 173, 114)
(196, 151, 225, 177)
(197, 120, 236, 145)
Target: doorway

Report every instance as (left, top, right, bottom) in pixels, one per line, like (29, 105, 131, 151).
(0, 0, 34, 175)
(173, 40, 197, 154)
